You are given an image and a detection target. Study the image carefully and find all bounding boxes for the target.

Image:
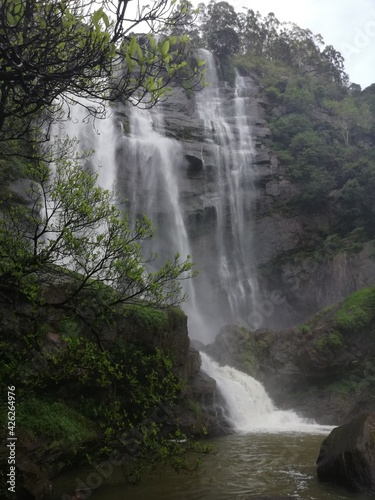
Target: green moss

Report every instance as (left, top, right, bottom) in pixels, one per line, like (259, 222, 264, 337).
(17, 397, 96, 447)
(335, 287, 375, 333)
(309, 304, 337, 326)
(243, 350, 257, 375)
(315, 331, 344, 351)
(188, 399, 202, 418)
(123, 305, 168, 329)
(327, 376, 368, 396)
(298, 323, 311, 334)
(168, 306, 187, 321)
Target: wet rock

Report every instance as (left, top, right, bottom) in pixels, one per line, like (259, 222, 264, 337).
(316, 413, 375, 494)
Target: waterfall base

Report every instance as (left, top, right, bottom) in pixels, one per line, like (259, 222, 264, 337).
(200, 353, 333, 435)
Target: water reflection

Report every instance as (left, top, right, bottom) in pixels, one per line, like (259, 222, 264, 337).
(52, 432, 374, 500)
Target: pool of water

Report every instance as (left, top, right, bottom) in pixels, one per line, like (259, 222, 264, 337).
(52, 431, 375, 499)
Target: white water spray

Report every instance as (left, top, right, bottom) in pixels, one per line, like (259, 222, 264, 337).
(201, 352, 333, 434)
(194, 49, 259, 336)
(61, 101, 118, 191)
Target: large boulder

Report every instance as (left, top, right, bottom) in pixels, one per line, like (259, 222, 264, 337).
(316, 413, 375, 493)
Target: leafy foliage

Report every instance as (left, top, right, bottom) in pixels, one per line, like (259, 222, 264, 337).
(240, 47, 375, 240)
(0, 0, 208, 492)
(0, 145, 195, 328)
(0, 0, 204, 148)
(196, 2, 348, 86)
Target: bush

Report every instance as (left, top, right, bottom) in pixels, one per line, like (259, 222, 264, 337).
(123, 305, 168, 329)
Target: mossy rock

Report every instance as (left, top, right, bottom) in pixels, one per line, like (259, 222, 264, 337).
(335, 287, 375, 334)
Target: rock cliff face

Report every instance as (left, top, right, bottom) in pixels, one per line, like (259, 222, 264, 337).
(132, 54, 375, 340)
(0, 289, 229, 500)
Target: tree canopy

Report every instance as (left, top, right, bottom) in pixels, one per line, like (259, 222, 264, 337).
(0, 148, 195, 321)
(196, 1, 349, 86)
(0, 0, 203, 147)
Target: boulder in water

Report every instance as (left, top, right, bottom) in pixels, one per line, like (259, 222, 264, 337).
(316, 413, 375, 493)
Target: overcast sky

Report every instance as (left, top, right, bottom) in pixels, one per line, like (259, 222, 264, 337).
(226, 0, 375, 88)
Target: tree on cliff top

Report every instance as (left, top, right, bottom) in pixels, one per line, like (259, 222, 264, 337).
(0, 0, 203, 146)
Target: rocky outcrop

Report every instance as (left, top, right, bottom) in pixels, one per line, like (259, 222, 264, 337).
(316, 413, 375, 494)
(0, 286, 228, 499)
(203, 287, 375, 424)
(113, 306, 230, 436)
(145, 56, 375, 339)
(257, 243, 375, 332)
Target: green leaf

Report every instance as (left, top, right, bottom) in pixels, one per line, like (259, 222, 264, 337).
(148, 34, 157, 52)
(161, 40, 170, 57)
(7, 12, 15, 25)
(136, 45, 144, 64)
(128, 36, 137, 58)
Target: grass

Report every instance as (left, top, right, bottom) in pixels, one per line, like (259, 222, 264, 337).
(298, 323, 311, 334)
(16, 397, 97, 447)
(123, 305, 168, 329)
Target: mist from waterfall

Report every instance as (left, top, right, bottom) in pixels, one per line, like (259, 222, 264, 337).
(60, 102, 119, 192)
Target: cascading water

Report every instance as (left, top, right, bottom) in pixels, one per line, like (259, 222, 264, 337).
(200, 352, 333, 434)
(57, 53, 261, 342)
(61, 101, 119, 191)
(189, 49, 259, 339)
(115, 104, 206, 335)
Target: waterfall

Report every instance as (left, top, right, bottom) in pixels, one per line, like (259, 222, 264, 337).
(201, 353, 333, 434)
(53, 51, 262, 342)
(190, 49, 259, 339)
(60, 102, 119, 192)
(116, 104, 206, 335)
(52, 59, 333, 435)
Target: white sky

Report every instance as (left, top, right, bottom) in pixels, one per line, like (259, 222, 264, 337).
(224, 0, 375, 88)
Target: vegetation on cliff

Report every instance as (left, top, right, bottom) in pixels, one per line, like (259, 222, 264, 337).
(191, 2, 375, 258)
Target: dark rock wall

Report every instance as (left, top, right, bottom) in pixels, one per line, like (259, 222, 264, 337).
(154, 67, 375, 336)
